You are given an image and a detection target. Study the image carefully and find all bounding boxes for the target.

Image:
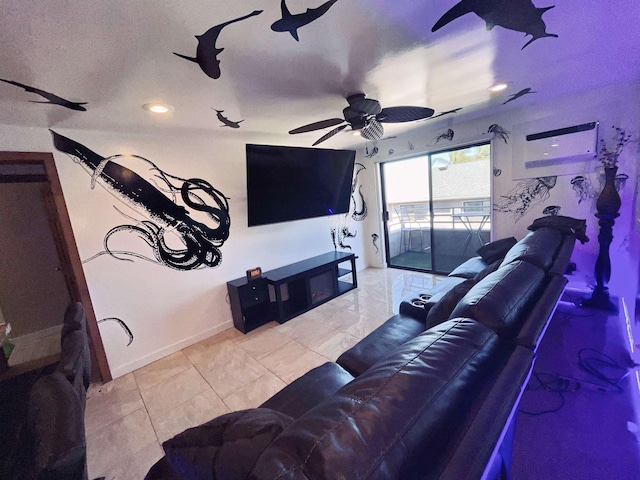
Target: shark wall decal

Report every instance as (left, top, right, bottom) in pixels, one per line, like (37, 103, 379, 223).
(502, 87, 536, 104)
(174, 10, 263, 79)
(271, 0, 338, 41)
(431, 0, 558, 49)
(430, 107, 463, 119)
(212, 109, 244, 128)
(0, 78, 87, 111)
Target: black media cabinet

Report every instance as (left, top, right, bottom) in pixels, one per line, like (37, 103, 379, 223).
(227, 252, 357, 333)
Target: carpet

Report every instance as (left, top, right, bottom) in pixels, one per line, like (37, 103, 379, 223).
(511, 295, 640, 479)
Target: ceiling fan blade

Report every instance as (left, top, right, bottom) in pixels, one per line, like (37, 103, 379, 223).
(312, 124, 348, 146)
(289, 118, 345, 134)
(361, 119, 384, 140)
(377, 106, 435, 123)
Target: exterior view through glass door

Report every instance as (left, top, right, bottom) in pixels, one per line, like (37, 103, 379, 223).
(381, 143, 491, 274)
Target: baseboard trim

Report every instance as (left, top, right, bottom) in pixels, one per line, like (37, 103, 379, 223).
(109, 321, 233, 379)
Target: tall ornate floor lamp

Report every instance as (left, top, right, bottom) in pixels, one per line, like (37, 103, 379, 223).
(582, 166, 621, 312)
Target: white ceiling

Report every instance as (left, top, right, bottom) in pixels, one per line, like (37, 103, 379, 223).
(2, 0, 639, 148)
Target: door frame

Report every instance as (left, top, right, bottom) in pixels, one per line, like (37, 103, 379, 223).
(379, 141, 492, 274)
(0, 151, 111, 382)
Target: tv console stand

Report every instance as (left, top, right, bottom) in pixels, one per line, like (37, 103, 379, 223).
(227, 252, 357, 333)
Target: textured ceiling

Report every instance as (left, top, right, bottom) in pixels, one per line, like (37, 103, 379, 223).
(1, 0, 639, 148)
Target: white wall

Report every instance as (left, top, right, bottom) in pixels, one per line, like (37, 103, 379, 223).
(0, 125, 368, 377)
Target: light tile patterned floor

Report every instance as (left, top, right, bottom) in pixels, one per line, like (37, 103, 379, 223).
(85, 267, 438, 479)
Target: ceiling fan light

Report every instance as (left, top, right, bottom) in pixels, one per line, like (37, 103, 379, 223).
(142, 102, 174, 114)
(361, 119, 384, 140)
(489, 83, 508, 92)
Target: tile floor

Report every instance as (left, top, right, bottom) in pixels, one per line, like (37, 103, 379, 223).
(85, 267, 441, 480)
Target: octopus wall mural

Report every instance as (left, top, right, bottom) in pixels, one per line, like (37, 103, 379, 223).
(351, 163, 367, 222)
(98, 317, 134, 346)
(494, 175, 557, 221)
(331, 162, 367, 250)
(331, 222, 357, 250)
(50, 130, 230, 270)
(371, 233, 380, 255)
(488, 124, 510, 143)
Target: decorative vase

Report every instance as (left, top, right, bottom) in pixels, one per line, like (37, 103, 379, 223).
(595, 166, 621, 216)
(582, 165, 621, 312)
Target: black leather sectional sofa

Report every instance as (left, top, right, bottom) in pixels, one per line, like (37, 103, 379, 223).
(1, 302, 91, 480)
(146, 216, 587, 480)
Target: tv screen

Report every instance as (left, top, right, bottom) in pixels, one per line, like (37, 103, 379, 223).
(246, 144, 356, 227)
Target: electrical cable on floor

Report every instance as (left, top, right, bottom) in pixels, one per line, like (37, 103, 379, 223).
(519, 372, 573, 416)
(578, 348, 627, 393)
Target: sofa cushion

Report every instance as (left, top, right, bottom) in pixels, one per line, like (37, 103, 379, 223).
(448, 256, 489, 279)
(62, 302, 85, 334)
(425, 278, 476, 329)
(58, 330, 89, 412)
(336, 314, 425, 376)
(163, 408, 293, 480)
(476, 237, 517, 264)
(250, 319, 501, 480)
(499, 228, 562, 271)
(61, 302, 91, 390)
(450, 261, 546, 338)
(59, 330, 84, 383)
(473, 258, 502, 283)
(260, 362, 354, 419)
(26, 372, 86, 480)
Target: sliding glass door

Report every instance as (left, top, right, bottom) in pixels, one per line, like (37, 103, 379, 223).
(381, 143, 491, 274)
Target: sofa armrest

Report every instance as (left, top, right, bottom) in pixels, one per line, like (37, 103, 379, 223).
(336, 314, 425, 376)
(438, 346, 535, 480)
(26, 372, 86, 480)
(517, 274, 567, 351)
(260, 362, 353, 419)
(398, 276, 467, 322)
(144, 456, 183, 480)
(549, 235, 577, 276)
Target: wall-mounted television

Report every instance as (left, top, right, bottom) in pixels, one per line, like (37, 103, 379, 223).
(246, 144, 356, 227)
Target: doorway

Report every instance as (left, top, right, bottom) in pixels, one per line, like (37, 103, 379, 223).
(0, 152, 110, 382)
(381, 143, 492, 274)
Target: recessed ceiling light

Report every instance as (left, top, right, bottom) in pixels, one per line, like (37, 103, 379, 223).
(489, 83, 508, 92)
(142, 102, 174, 114)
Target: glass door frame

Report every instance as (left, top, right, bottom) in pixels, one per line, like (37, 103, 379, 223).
(380, 140, 492, 275)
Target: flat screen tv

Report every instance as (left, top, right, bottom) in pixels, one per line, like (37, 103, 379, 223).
(246, 144, 356, 227)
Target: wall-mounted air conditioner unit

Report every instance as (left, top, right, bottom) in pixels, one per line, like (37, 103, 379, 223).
(512, 121, 598, 180)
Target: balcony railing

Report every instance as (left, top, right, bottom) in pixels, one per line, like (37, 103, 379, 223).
(387, 201, 491, 273)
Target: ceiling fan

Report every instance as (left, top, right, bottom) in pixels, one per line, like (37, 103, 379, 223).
(288, 93, 435, 146)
